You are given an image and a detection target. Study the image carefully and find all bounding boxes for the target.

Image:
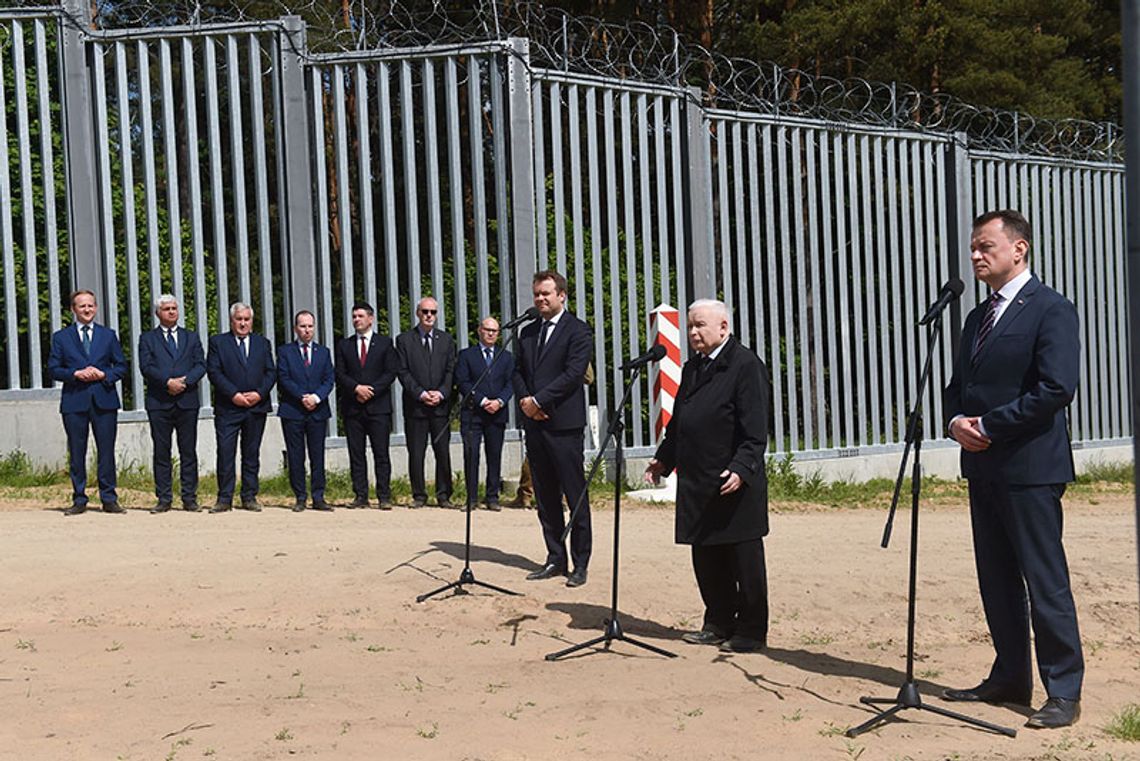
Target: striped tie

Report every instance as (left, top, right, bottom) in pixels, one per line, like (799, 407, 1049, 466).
(971, 292, 1003, 364)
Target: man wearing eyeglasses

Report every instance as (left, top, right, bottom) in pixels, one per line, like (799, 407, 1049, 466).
(456, 317, 515, 511)
(396, 297, 457, 509)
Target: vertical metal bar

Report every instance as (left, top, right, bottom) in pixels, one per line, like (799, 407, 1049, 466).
(204, 37, 229, 327)
(804, 129, 825, 449)
(872, 137, 893, 443)
(815, 128, 839, 446)
(333, 64, 354, 325)
(604, 89, 622, 418)
(1083, 169, 1102, 440)
(1097, 170, 1119, 437)
(467, 56, 490, 319)
(732, 122, 749, 343)
(12, 22, 41, 385)
(551, 81, 567, 274)
(113, 41, 143, 406)
(568, 84, 586, 319)
(278, 17, 317, 319)
(137, 39, 161, 318)
(490, 56, 511, 322)
(35, 19, 61, 340)
(886, 137, 905, 441)
(683, 87, 712, 299)
(932, 140, 950, 430)
(249, 34, 274, 346)
(791, 127, 812, 448)
(846, 133, 867, 447)
(761, 125, 784, 450)
(653, 95, 671, 305)
(181, 38, 208, 401)
(377, 61, 400, 337)
(715, 119, 732, 310)
(637, 93, 653, 338)
(776, 126, 798, 450)
(400, 61, 421, 308)
(945, 133, 974, 346)
(92, 44, 118, 343)
(225, 35, 250, 305)
(1111, 170, 1129, 437)
(59, 0, 102, 301)
(918, 141, 938, 441)
(159, 40, 182, 304)
(586, 87, 609, 418)
(532, 77, 548, 267)
(620, 91, 644, 443)
(445, 58, 467, 343)
(422, 59, 446, 327)
(0, 42, 18, 386)
(746, 124, 766, 387)
(311, 67, 334, 356)
(1123, 0, 1140, 589)
(270, 33, 291, 333)
(507, 38, 537, 314)
(671, 96, 688, 325)
(858, 135, 880, 444)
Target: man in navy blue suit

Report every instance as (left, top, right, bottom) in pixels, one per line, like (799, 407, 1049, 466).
(48, 290, 128, 515)
(277, 310, 335, 512)
(942, 210, 1084, 729)
(456, 316, 515, 511)
(512, 270, 593, 587)
(206, 302, 276, 513)
(335, 301, 399, 510)
(138, 294, 206, 513)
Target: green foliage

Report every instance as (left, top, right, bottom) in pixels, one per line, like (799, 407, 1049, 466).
(1074, 459, 1134, 485)
(1105, 703, 1140, 742)
(0, 451, 67, 487)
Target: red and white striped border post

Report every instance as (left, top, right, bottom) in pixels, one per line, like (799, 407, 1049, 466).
(650, 304, 682, 445)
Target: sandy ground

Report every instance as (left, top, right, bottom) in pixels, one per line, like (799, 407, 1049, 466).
(0, 492, 1137, 761)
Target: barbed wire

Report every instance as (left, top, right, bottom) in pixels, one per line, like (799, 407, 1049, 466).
(59, 0, 1122, 161)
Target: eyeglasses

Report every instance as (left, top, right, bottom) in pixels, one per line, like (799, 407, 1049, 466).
(420, 309, 438, 315)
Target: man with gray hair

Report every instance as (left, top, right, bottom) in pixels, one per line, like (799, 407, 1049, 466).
(206, 302, 276, 512)
(645, 298, 771, 653)
(138, 294, 206, 512)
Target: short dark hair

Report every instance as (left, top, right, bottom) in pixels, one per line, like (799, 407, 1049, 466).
(974, 209, 1032, 251)
(533, 269, 568, 295)
(293, 309, 315, 325)
(70, 289, 96, 306)
(351, 301, 374, 315)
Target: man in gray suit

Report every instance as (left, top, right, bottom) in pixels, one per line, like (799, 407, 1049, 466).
(396, 296, 456, 508)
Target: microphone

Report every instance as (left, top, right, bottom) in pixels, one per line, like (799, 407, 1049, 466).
(619, 344, 667, 371)
(917, 278, 965, 326)
(501, 306, 540, 330)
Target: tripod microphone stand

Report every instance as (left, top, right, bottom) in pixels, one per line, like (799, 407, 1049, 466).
(416, 317, 534, 603)
(846, 313, 1015, 738)
(546, 365, 677, 661)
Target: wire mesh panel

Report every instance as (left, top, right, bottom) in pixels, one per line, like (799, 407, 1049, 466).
(969, 154, 1130, 446)
(0, 11, 67, 392)
(706, 113, 956, 456)
(85, 26, 288, 410)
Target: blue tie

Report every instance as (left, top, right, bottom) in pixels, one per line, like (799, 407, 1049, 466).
(484, 347, 493, 367)
(81, 325, 92, 355)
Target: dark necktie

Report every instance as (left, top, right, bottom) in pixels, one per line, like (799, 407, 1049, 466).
(484, 347, 493, 367)
(81, 325, 92, 355)
(165, 328, 177, 351)
(971, 292, 1003, 364)
(238, 336, 248, 364)
(423, 332, 432, 354)
(302, 344, 310, 367)
(537, 321, 552, 355)
(359, 336, 368, 367)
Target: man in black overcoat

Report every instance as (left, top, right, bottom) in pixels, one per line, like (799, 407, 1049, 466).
(646, 298, 770, 653)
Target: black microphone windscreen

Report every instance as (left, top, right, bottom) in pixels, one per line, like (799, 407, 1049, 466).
(947, 278, 965, 296)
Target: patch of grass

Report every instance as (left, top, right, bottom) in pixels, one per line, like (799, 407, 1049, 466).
(1105, 703, 1140, 741)
(365, 644, 390, 653)
(15, 639, 36, 652)
(416, 721, 439, 739)
(783, 709, 804, 722)
(1074, 460, 1133, 485)
(917, 668, 942, 679)
(274, 728, 293, 742)
(0, 451, 67, 487)
(800, 630, 836, 646)
(765, 454, 966, 506)
(106, 641, 124, 652)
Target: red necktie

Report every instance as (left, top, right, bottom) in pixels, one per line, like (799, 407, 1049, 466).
(359, 336, 368, 367)
(302, 344, 310, 367)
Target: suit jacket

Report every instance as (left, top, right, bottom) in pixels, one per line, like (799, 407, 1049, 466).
(48, 322, 128, 413)
(654, 336, 770, 545)
(943, 275, 1079, 485)
(456, 344, 515, 425)
(206, 332, 276, 415)
(277, 341, 335, 422)
(138, 326, 206, 411)
(395, 327, 456, 418)
(335, 332, 398, 418)
(511, 311, 592, 432)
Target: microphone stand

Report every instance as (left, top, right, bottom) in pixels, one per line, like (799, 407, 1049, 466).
(415, 320, 533, 603)
(846, 312, 1015, 739)
(546, 364, 677, 660)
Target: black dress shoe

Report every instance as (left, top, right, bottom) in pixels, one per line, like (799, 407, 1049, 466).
(150, 502, 172, 514)
(292, 500, 306, 512)
(182, 500, 201, 512)
(526, 563, 566, 581)
(942, 681, 1032, 706)
(102, 501, 126, 514)
(483, 501, 502, 512)
(377, 500, 393, 511)
(438, 498, 460, 510)
(346, 497, 368, 509)
(681, 629, 727, 646)
(719, 635, 766, 653)
(311, 501, 334, 512)
(241, 498, 261, 512)
(1026, 698, 1080, 729)
(63, 503, 87, 516)
(209, 502, 232, 514)
(565, 568, 588, 587)
(410, 498, 426, 509)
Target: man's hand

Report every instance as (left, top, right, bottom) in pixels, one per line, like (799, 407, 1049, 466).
(301, 393, 319, 411)
(231, 392, 250, 407)
(950, 416, 991, 452)
(719, 469, 742, 495)
(166, 376, 187, 395)
(520, 396, 548, 421)
(354, 384, 375, 403)
(482, 398, 502, 414)
(243, 391, 262, 406)
(644, 458, 669, 485)
(74, 366, 105, 382)
(423, 390, 444, 407)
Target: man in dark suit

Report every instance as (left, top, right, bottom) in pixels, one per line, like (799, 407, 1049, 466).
(206, 302, 276, 513)
(941, 210, 1084, 729)
(335, 301, 398, 510)
(396, 296, 456, 509)
(456, 316, 515, 511)
(512, 270, 593, 587)
(138, 294, 206, 513)
(645, 299, 770, 653)
(48, 289, 129, 515)
(278, 310, 335, 512)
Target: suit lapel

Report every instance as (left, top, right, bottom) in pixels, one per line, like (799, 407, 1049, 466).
(974, 277, 1039, 368)
(535, 315, 567, 368)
